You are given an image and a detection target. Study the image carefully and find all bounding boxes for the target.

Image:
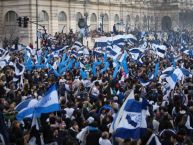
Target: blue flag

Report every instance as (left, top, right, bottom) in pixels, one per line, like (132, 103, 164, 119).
(16, 98, 38, 121)
(121, 55, 129, 74)
(80, 69, 87, 80)
(153, 62, 159, 79)
(35, 84, 60, 117)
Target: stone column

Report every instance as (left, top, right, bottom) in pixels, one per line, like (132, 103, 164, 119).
(50, 0, 58, 35)
(0, 1, 3, 47)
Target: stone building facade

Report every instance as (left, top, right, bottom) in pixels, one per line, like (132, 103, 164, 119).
(0, 0, 193, 46)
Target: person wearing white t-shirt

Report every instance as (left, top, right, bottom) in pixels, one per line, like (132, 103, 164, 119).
(99, 131, 112, 145)
(64, 102, 74, 119)
(91, 82, 100, 97)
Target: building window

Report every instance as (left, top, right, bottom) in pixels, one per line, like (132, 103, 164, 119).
(39, 10, 49, 22)
(58, 11, 67, 33)
(90, 13, 97, 30)
(114, 14, 119, 24)
(90, 13, 97, 22)
(5, 11, 18, 25)
(58, 11, 67, 22)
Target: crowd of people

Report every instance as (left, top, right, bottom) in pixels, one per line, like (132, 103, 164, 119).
(0, 28, 193, 145)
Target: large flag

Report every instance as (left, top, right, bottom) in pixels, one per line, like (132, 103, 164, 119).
(166, 67, 192, 89)
(110, 90, 135, 133)
(16, 98, 38, 121)
(160, 66, 174, 79)
(110, 90, 148, 139)
(152, 44, 166, 58)
(166, 70, 178, 89)
(113, 95, 148, 139)
(35, 84, 60, 117)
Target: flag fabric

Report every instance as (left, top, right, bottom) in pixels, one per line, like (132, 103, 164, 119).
(109, 90, 135, 133)
(113, 61, 120, 79)
(16, 98, 38, 121)
(74, 41, 83, 51)
(100, 61, 110, 74)
(160, 66, 174, 79)
(80, 69, 87, 80)
(35, 84, 60, 117)
(14, 62, 25, 76)
(140, 80, 150, 87)
(162, 82, 171, 101)
(92, 61, 102, 76)
(0, 51, 10, 69)
(166, 67, 192, 89)
(31, 116, 40, 130)
(114, 96, 148, 139)
(152, 44, 166, 58)
(146, 133, 161, 145)
(138, 53, 145, 64)
(166, 70, 179, 89)
(121, 55, 129, 74)
(154, 62, 159, 79)
(94, 34, 137, 50)
(185, 115, 193, 130)
(180, 68, 192, 78)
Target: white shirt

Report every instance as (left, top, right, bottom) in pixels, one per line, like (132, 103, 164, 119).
(91, 86, 99, 97)
(64, 107, 74, 118)
(99, 138, 112, 145)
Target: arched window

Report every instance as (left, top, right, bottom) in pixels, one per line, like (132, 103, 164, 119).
(125, 15, 130, 33)
(162, 16, 172, 31)
(103, 14, 108, 22)
(58, 11, 67, 33)
(58, 11, 67, 22)
(143, 16, 147, 31)
(103, 14, 109, 32)
(4, 11, 19, 43)
(114, 14, 119, 24)
(90, 13, 97, 30)
(114, 14, 120, 31)
(39, 10, 49, 31)
(39, 10, 49, 22)
(90, 13, 97, 22)
(5, 11, 18, 25)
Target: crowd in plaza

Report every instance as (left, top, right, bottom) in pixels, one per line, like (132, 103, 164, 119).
(0, 28, 193, 145)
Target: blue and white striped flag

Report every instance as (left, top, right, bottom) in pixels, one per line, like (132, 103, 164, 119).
(35, 84, 60, 117)
(152, 44, 166, 58)
(160, 66, 174, 79)
(74, 41, 83, 51)
(16, 98, 38, 121)
(166, 68, 179, 89)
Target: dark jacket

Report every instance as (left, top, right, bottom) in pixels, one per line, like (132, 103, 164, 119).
(86, 127, 101, 145)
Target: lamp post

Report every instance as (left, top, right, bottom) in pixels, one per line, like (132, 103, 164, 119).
(100, 13, 104, 34)
(36, 0, 38, 49)
(84, 12, 88, 27)
(148, 16, 150, 31)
